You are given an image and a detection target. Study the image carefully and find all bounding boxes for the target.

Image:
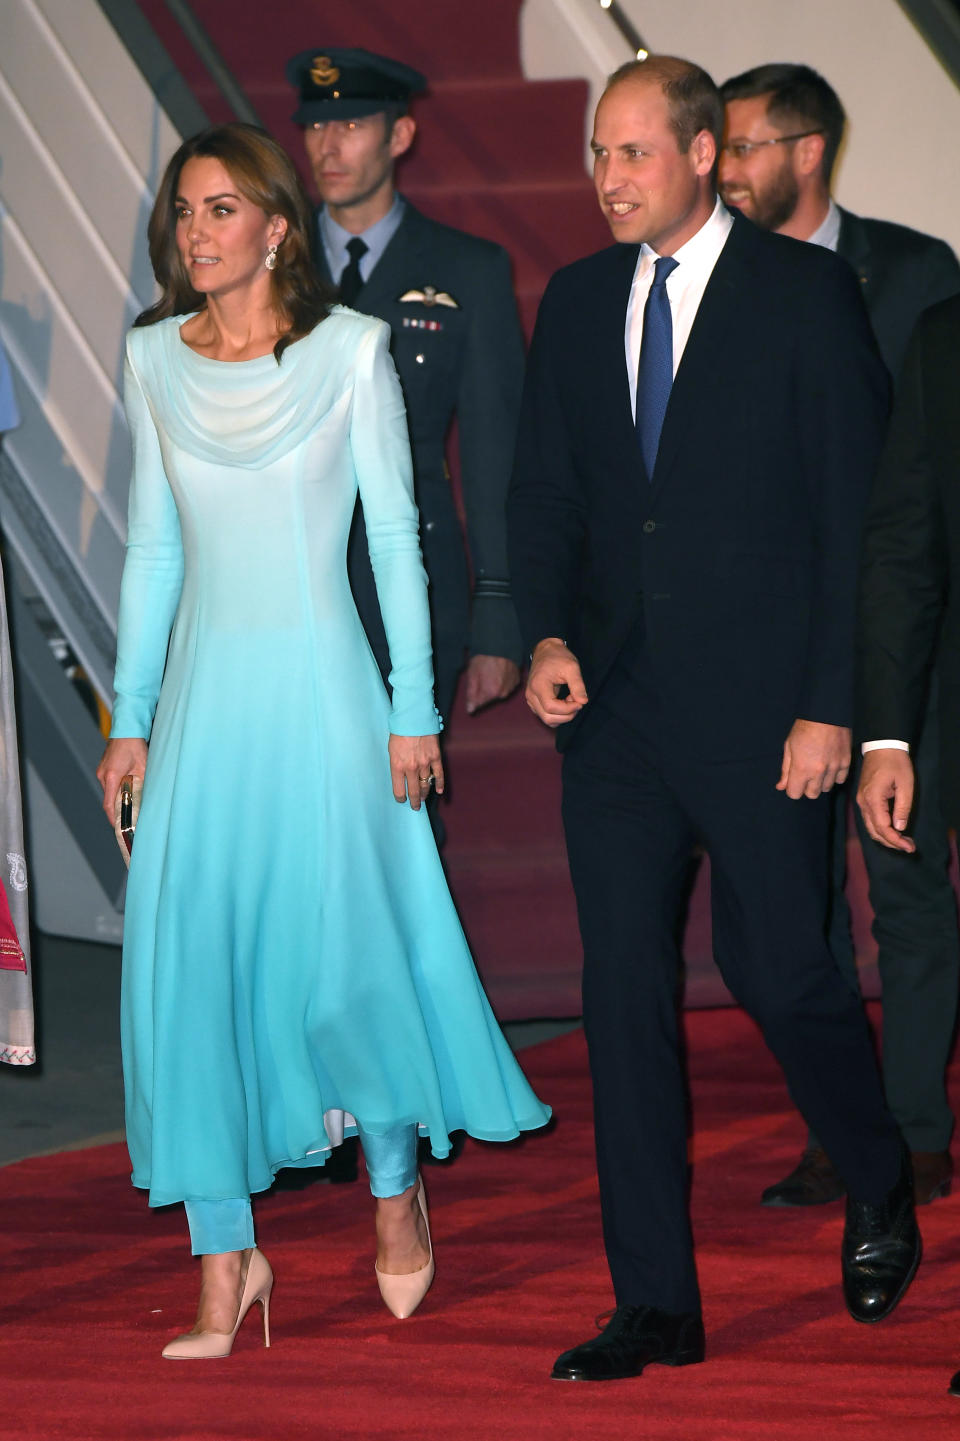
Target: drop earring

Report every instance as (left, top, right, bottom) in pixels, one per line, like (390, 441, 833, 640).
(265, 245, 278, 271)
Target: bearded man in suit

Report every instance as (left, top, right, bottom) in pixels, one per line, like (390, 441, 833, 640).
(719, 62, 960, 1212)
(508, 54, 918, 1384)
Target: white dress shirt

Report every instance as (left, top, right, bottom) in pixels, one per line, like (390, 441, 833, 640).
(807, 198, 842, 253)
(625, 197, 734, 417)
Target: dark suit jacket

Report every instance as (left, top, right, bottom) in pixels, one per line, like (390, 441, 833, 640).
(837, 207, 960, 379)
(319, 200, 526, 669)
(508, 212, 890, 757)
(856, 294, 960, 825)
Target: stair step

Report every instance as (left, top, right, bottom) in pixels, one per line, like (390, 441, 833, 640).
(402, 187, 608, 283)
(156, 0, 529, 85)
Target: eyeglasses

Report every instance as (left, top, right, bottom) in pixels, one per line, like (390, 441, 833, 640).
(720, 130, 823, 161)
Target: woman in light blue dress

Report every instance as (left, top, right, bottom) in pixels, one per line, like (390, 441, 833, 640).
(97, 123, 549, 1360)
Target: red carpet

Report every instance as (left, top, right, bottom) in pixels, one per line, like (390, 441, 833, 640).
(2, 1003, 959, 1439)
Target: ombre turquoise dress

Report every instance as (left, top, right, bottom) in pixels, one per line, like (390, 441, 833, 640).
(111, 308, 549, 1209)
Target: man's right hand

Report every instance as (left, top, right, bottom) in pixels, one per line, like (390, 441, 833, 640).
(857, 748, 916, 852)
(525, 638, 588, 728)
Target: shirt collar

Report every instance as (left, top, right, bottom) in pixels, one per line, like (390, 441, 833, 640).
(638, 196, 734, 284)
(319, 192, 406, 276)
(806, 198, 841, 252)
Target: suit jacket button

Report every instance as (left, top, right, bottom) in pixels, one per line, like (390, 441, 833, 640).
(415, 353, 425, 364)
(642, 520, 656, 534)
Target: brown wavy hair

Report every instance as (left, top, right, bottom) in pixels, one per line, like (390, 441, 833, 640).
(135, 122, 334, 362)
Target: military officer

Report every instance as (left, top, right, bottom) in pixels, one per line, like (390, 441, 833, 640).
(285, 46, 525, 730)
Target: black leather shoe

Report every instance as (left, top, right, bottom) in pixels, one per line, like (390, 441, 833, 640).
(842, 1153, 921, 1323)
(949, 1369, 960, 1396)
(761, 1147, 845, 1207)
(551, 1304, 705, 1381)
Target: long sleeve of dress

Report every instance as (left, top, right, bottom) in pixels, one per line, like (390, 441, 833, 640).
(110, 340, 184, 739)
(350, 322, 440, 737)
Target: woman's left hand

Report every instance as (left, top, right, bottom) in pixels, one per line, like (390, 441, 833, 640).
(389, 734, 445, 810)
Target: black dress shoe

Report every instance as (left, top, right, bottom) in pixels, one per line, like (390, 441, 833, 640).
(761, 1147, 845, 1207)
(842, 1152, 921, 1323)
(551, 1304, 705, 1381)
(949, 1368, 960, 1396)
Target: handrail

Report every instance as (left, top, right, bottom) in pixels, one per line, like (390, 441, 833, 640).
(163, 0, 262, 126)
(97, 0, 209, 136)
(596, 0, 650, 60)
(896, 0, 960, 91)
(99, 0, 262, 135)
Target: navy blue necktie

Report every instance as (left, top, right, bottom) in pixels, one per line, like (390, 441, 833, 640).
(635, 255, 679, 480)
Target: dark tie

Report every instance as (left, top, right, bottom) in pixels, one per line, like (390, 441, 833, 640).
(635, 255, 679, 480)
(338, 237, 368, 306)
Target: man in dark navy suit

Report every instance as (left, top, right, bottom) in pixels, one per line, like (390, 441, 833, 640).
(720, 62, 960, 1212)
(508, 54, 918, 1383)
(285, 47, 525, 730)
(854, 294, 960, 1397)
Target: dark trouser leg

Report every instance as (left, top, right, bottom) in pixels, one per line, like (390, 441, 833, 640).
(689, 753, 902, 1202)
(805, 788, 862, 1149)
(857, 687, 959, 1151)
(562, 700, 702, 1315)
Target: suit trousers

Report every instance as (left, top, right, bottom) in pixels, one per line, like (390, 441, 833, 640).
(561, 649, 903, 1314)
(821, 683, 959, 1152)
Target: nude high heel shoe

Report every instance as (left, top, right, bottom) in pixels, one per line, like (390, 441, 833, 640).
(375, 1176, 435, 1319)
(162, 1248, 273, 1360)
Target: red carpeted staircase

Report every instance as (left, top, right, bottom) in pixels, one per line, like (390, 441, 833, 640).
(135, 0, 610, 335)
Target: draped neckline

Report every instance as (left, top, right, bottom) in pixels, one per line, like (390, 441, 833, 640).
(128, 308, 369, 470)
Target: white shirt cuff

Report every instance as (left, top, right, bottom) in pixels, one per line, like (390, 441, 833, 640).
(861, 739, 910, 755)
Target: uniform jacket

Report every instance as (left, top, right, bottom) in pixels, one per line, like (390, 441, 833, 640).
(508, 212, 890, 756)
(857, 294, 960, 826)
(318, 199, 526, 674)
(837, 207, 960, 379)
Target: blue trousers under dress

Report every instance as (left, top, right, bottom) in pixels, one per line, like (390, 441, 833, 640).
(184, 1123, 419, 1256)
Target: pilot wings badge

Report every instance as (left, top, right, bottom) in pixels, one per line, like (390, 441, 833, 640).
(398, 285, 460, 308)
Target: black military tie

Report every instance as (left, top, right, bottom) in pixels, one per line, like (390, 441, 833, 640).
(338, 237, 368, 306)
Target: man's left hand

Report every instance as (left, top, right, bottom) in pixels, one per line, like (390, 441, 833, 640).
(776, 719, 851, 800)
(464, 654, 521, 714)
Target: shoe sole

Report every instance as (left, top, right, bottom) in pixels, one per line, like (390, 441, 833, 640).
(846, 1233, 922, 1325)
(761, 1192, 845, 1208)
(551, 1350, 705, 1381)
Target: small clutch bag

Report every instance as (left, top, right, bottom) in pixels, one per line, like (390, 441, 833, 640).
(113, 774, 142, 868)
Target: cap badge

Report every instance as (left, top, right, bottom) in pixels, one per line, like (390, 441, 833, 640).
(310, 56, 340, 87)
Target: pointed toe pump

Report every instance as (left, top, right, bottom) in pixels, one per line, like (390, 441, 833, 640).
(375, 1178, 435, 1319)
(162, 1248, 273, 1360)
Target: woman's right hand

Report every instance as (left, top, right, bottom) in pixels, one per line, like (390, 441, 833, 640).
(96, 737, 148, 822)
